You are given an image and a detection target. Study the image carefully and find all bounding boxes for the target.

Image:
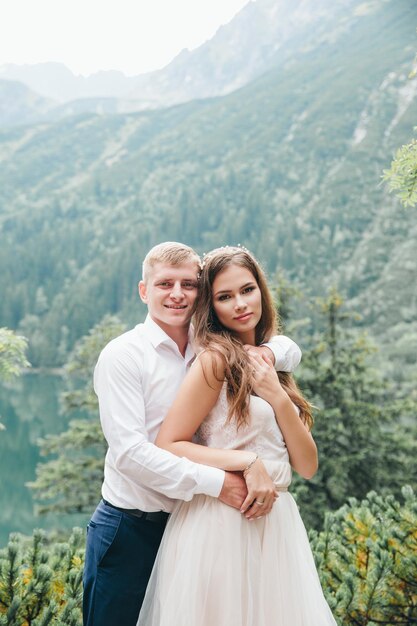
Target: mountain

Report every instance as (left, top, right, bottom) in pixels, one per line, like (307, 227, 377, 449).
(47, 96, 161, 119)
(0, 79, 55, 127)
(0, 0, 416, 388)
(0, 62, 137, 103)
(0, 78, 157, 128)
(0, 0, 390, 112)
(127, 0, 367, 106)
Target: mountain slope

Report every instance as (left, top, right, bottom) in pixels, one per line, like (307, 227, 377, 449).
(127, 0, 367, 106)
(0, 63, 136, 102)
(0, 0, 415, 382)
(0, 0, 389, 112)
(0, 80, 55, 127)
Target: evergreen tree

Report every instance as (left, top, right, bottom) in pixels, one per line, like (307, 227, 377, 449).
(311, 487, 417, 625)
(293, 290, 417, 529)
(0, 328, 29, 430)
(28, 315, 126, 514)
(383, 131, 417, 207)
(0, 528, 83, 626)
(383, 40, 417, 208)
(0, 328, 29, 382)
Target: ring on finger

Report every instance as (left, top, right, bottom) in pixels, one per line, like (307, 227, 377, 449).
(255, 500, 265, 505)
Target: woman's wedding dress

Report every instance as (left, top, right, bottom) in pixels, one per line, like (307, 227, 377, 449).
(138, 385, 336, 625)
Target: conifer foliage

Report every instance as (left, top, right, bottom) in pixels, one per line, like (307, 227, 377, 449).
(311, 487, 417, 625)
(0, 329, 29, 382)
(29, 315, 126, 514)
(0, 328, 29, 430)
(383, 45, 417, 208)
(0, 528, 83, 626)
(384, 134, 417, 207)
(293, 290, 417, 529)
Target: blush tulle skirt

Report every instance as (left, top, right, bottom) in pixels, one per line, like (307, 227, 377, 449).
(137, 487, 336, 626)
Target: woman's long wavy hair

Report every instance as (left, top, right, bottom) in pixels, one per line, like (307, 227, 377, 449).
(193, 247, 313, 430)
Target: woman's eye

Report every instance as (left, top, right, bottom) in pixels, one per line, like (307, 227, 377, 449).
(243, 286, 255, 293)
(218, 294, 230, 301)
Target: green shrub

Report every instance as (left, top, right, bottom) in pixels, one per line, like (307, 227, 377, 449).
(0, 528, 83, 626)
(1, 488, 416, 625)
(311, 487, 417, 625)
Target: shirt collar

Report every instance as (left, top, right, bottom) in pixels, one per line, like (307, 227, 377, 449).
(143, 315, 194, 363)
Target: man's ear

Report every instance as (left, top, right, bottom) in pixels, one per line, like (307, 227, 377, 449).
(138, 280, 147, 303)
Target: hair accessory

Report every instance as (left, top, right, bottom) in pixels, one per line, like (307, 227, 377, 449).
(200, 244, 252, 269)
(200, 253, 208, 270)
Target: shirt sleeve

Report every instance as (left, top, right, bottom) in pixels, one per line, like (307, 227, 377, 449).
(94, 342, 225, 503)
(262, 335, 302, 372)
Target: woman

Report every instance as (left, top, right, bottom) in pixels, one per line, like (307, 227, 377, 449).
(138, 247, 336, 626)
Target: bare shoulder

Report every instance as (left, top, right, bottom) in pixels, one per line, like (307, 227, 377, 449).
(194, 349, 226, 389)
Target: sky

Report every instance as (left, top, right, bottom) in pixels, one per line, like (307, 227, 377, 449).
(0, 0, 251, 77)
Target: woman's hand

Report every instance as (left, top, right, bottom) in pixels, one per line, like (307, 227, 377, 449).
(240, 458, 278, 520)
(247, 350, 284, 404)
(247, 350, 319, 481)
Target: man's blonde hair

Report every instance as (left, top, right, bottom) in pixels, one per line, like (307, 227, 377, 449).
(142, 242, 201, 282)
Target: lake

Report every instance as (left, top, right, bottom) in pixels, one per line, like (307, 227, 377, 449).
(0, 373, 90, 546)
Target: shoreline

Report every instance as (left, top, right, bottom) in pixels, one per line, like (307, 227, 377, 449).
(23, 367, 64, 376)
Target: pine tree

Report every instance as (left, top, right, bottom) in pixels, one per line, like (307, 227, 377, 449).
(311, 487, 417, 625)
(383, 44, 417, 208)
(0, 329, 29, 382)
(0, 328, 29, 431)
(0, 528, 83, 626)
(383, 133, 417, 207)
(28, 315, 126, 514)
(293, 290, 417, 529)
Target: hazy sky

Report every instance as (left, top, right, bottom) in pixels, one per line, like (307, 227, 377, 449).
(0, 0, 250, 76)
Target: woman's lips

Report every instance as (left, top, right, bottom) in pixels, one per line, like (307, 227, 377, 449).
(234, 312, 252, 321)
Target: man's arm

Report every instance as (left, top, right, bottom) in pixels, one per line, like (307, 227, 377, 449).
(95, 341, 225, 504)
(259, 335, 302, 372)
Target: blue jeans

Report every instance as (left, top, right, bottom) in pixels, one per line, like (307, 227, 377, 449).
(83, 500, 167, 626)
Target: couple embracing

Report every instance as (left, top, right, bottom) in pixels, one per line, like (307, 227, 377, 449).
(83, 242, 336, 626)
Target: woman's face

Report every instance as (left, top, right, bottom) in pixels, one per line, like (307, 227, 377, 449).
(211, 263, 262, 344)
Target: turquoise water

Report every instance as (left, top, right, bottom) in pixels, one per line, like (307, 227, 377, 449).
(0, 373, 89, 546)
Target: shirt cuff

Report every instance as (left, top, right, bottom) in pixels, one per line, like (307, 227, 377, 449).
(195, 465, 225, 498)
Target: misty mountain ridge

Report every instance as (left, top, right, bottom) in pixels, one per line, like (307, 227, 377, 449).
(0, 79, 155, 128)
(0, 0, 388, 119)
(0, 62, 136, 102)
(0, 79, 56, 127)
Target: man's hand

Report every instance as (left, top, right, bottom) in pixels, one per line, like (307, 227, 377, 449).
(243, 344, 274, 365)
(218, 471, 247, 510)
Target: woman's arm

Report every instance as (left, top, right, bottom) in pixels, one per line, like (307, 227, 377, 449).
(156, 351, 253, 470)
(156, 350, 278, 516)
(248, 352, 318, 480)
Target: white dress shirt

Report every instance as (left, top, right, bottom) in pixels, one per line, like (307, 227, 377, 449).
(95, 315, 302, 513)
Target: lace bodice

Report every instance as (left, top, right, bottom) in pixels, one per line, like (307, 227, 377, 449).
(195, 384, 292, 488)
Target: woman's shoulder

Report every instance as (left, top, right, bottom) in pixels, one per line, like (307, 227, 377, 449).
(194, 348, 226, 385)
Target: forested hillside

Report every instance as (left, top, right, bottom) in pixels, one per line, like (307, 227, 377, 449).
(0, 0, 415, 378)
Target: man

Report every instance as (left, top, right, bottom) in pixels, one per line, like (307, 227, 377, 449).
(83, 242, 301, 626)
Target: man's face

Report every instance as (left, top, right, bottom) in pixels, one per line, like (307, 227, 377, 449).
(138, 261, 199, 333)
